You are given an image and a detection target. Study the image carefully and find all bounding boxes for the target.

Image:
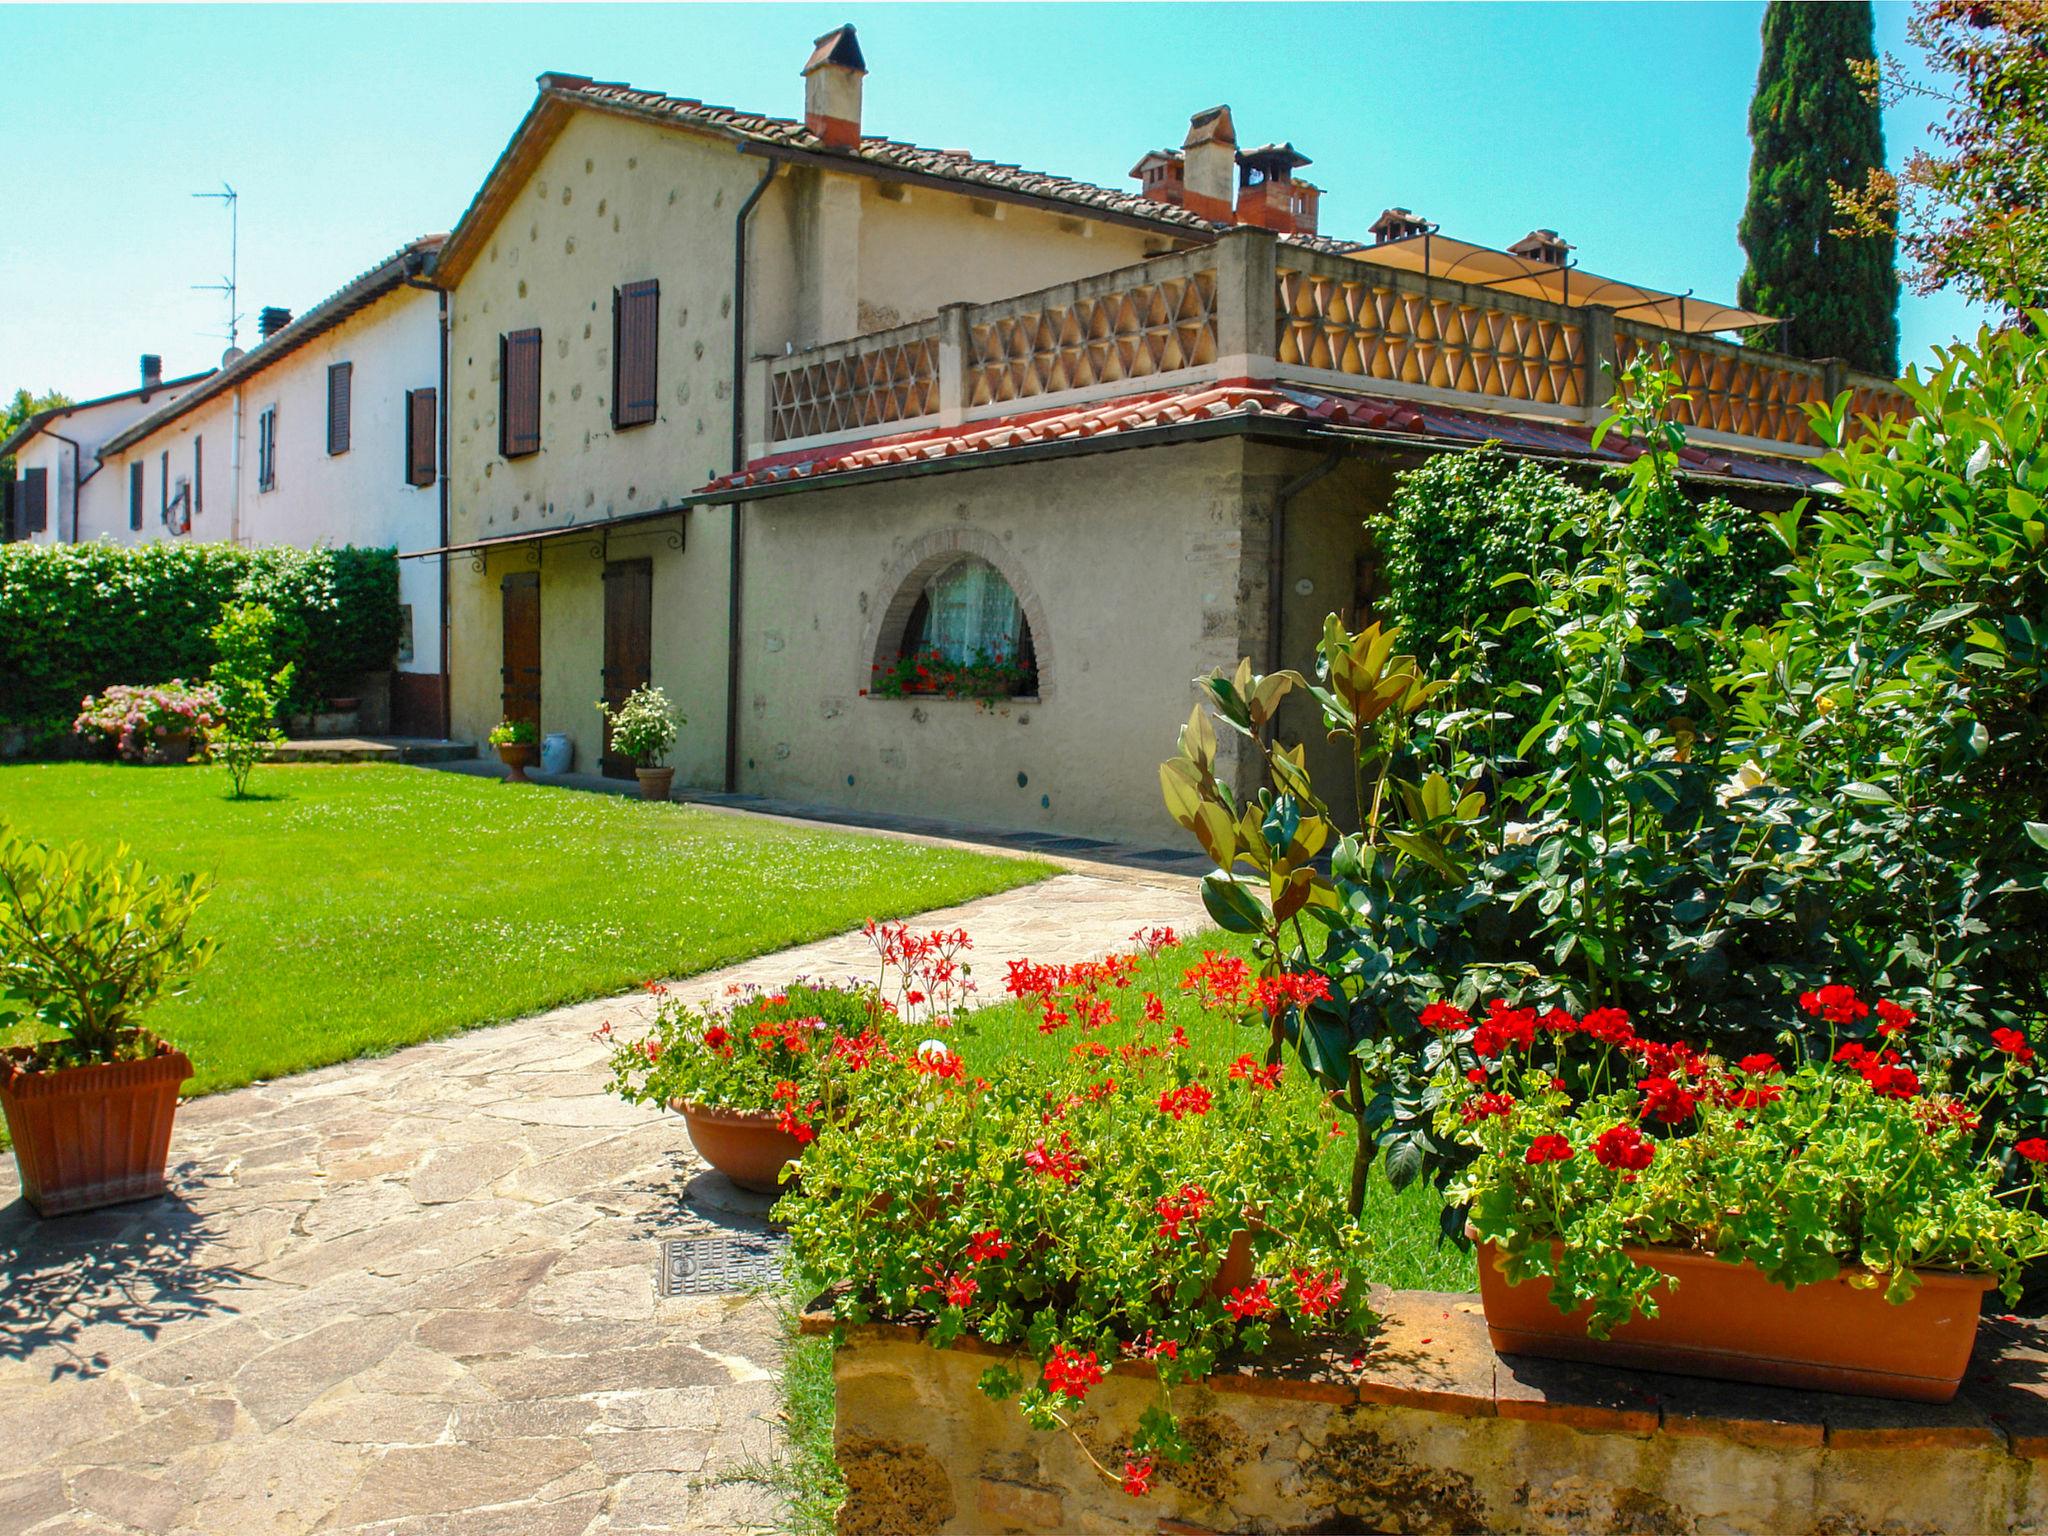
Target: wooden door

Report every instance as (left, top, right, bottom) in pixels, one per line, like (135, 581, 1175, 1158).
(600, 559, 653, 779)
(501, 572, 541, 731)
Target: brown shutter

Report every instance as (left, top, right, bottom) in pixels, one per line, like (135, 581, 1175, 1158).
(327, 362, 353, 455)
(130, 462, 143, 530)
(405, 388, 438, 487)
(194, 436, 203, 513)
(160, 450, 169, 517)
(612, 280, 659, 429)
(500, 329, 542, 457)
(21, 468, 47, 533)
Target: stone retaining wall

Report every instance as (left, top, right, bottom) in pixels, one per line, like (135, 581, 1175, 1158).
(808, 1290, 2048, 1536)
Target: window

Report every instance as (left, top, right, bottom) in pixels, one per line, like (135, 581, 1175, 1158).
(258, 406, 278, 491)
(159, 450, 169, 521)
(612, 280, 659, 429)
(129, 462, 143, 530)
(405, 388, 437, 487)
(396, 604, 415, 665)
(889, 555, 1037, 696)
(500, 329, 542, 458)
(19, 467, 46, 534)
(327, 362, 352, 455)
(193, 436, 203, 514)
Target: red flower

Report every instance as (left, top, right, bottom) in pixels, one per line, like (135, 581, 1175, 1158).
(1157, 1082, 1214, 1120)
(1227, 1054, 1284, 1090)
(1636, 1074, 1701, 1125)
(1251, 971, 1332, 1015)
(702, 1024, 733, 1055)
(1154, 1182, 1214, 1241)
(1289, 1267, 1345, 1320)
(1524, 1133, 1575, 1165)
(1473, 1001, 1537, 1059)
(1179, 952, 1251, 1010)
(1799, 984, 1869, 1025)
(967, 1228, 1012, 1263)
(1419, 1001, 1471, 1032)
(1833, 1041, 1873, 1067)
(2017, 1138, 2048, 1164)
(1022, 1134, 1086, 1184)
(923, 1269, 979, 1309)
(1222, 1277, 1275, 1320)
(1465, 1067, 1489, 1085)
(1875, 999, 1915, 1038)
(1592, 1124, 1656, 1172)
(1862, 1061, 1921, 1100)
(1130, 925, 1178, 955)
(1143, 992, 1165, 1024)
(1460, 1091, 1516, 1124)
(1577, 1006, 1635, 1046)
(1737, 1053, 1781, 1076)
(1121, 1455, 1155, 1496)
(1992, 1028, 2037, 1065)
(1042, 1345, 1104, 1401)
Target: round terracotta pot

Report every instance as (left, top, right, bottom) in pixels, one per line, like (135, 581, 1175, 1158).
(148, 732, 195, 766)
(636, 766, 675, 802)
(676, 1101, 806, 1195)
(495, 741, 537, 783)
(1208, 1228, 1256, 1299)
(1475, 1236, 1996, 1403)
(0, 1041, 194, 1216)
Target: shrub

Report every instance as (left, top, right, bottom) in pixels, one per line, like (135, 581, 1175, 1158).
(0, 542, 399, 746)
(0, 822, 216, 1069)
(597, 683, 682, 769)
(1436, 986, 2048, 1334)
(486, 719, 537, 747)
(209, 603, 292, 799)
(73, 681, 221, 762)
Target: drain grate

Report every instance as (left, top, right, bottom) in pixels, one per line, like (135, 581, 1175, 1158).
(657, 1231, 785, 1295)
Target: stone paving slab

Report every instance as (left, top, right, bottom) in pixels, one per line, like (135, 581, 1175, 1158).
(0, 870, 1202, 1534)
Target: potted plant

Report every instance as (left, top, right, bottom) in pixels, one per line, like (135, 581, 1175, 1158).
(1436, 987, 2048, 1402)
(597, 684, 683, 800)
(0, 823, 215, 1215)
(488, 719, 539, 782)
(73, 681, 223, 764)
(784, 936, 1372, 1502)
(868, 646, 1035, 702)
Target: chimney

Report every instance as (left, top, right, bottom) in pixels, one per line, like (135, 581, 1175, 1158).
(259, 306, 293, 340)
(1180, 106, 1236, 222)
(802, 23, 866, 149)
(1292, 181, 1322, 238)
(139, 354, 163, 392)
(1234, 142, 1312, 234)
(1508, 229, 1572, 266)
(1370, 207, 1430, 245)
(1129, 150, 1185, 208)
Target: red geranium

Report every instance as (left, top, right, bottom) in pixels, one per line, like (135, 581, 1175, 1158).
(1041, 1345, 1104, 1401)
(1222, 1277, 1275, 1320)
(1592, 1124, 1656, 1172)
(1525, 1133, 1575, 1165)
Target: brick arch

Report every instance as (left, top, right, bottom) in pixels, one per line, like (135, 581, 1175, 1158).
(864, 528, 1052, 700)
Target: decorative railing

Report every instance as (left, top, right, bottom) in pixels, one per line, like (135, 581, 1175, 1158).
(1276, 255, 1587, 411)
(754, 230, 1912, 457)
(766, 322, 943, 443)
(966, 263, 1216, 408)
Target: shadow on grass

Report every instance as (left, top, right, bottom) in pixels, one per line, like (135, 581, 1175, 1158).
(0, 1187, 252, 1381)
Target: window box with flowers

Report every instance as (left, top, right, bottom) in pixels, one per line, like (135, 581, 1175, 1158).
(866, 554, 1040, 704)
(1435, 985, 2048, 1401)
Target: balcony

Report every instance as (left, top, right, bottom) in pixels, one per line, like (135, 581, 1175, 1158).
(745, 229, 1908, 466)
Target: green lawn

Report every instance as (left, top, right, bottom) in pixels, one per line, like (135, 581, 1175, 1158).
(0, 762, 1056, 1097)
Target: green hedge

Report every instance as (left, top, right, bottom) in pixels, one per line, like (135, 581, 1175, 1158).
(0, 543, 400, 745)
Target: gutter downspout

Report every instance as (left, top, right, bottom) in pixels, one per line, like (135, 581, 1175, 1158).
(229, 388, 244, 545)
(725, 157, 779, 794)
(44, 429, 93, 542)
(1267, 452, 1343, 673)
(406, 269, 452, 737)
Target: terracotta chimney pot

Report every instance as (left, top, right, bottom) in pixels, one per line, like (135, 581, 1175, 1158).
(1180, 106, 1236, 222)
(803, 24, 867, 149)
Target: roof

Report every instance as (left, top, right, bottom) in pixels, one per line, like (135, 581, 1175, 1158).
(1, 372, 212, 460)
(99, 234, 445, 457)
(694, 381, 1825, 501)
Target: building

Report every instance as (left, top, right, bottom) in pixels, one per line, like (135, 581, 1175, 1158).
(3, 363, 210, 545)
(424, 24, 1904, 843)
(89, 236, 450, 733)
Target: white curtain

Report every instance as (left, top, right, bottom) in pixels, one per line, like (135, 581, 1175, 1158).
(919, 557, 1022, 662)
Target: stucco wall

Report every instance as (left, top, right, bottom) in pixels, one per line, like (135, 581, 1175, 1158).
(730, 440, 1258, 844)
(9, 383, 201, 547)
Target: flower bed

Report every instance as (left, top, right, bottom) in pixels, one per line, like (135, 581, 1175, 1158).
(73, 681, 221, 762)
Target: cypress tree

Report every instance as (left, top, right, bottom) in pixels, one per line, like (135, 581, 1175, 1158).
(1738, 1, 1900, 376)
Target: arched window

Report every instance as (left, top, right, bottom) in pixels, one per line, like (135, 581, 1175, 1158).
(876, 555, 1037, 699)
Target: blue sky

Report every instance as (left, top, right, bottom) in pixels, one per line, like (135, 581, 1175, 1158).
(0, 2, 1992, 403)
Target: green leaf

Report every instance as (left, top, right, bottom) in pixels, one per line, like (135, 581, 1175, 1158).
(2027, 824, 2048, 852)
(1201, 874, 1269, 935)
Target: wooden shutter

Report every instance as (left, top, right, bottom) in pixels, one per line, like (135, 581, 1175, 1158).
(160, 450, 169, 517)
(20, 468, 46, 534)
(259, 406, 277, 490)
(130, 462, 143, 529)
(500, 329, 542, 458)
(327, 362, 353, 455)
(194, 436, 203, 513)
(612, 280, 659, 429)
(405, 388, 437, 487)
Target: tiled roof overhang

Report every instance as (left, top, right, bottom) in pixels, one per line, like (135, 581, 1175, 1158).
(100, 235, 446, 457)
(686, 383, 1825, 506)
(1, 372, 213, 461)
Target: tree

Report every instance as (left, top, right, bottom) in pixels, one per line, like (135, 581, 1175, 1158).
(208, 602, 292, 799)
(1738, 1, 1901, 375)
(1834, 0, 2048, 316)
(1, 388, 73, 539)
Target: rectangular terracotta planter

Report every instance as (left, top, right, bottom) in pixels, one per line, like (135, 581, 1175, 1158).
(0, 1048, 193, 1216)
(1477, 1240, 1995, 1402)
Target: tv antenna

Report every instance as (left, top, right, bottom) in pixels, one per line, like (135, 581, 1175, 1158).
(191, 183, 240, 351)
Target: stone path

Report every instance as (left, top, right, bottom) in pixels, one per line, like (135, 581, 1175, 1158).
(0, 869, 1202, 1535)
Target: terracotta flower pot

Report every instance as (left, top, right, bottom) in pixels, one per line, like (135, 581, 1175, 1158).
(1208, 1228, 1256, 1299)
(149, 732, 195, 766)
(495, 741, 537, 783)
(636, 766, 675, 802)
(0, 1045, 193, 1216)
(677, 1101, 806, 1195)
(1476, 1238, 1995, 1402)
